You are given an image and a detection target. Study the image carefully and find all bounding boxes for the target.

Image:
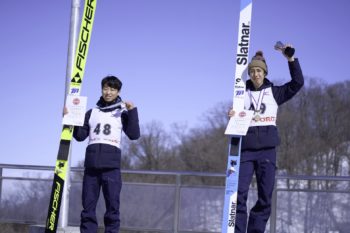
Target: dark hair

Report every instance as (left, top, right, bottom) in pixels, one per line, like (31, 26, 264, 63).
(101, 75, 122, 91)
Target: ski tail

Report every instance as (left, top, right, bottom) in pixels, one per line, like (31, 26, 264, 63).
(44, 0, 97, 232)
(222, 137, 242, 232)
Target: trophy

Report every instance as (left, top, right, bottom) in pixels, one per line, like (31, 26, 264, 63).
(274, 41, 295, 58)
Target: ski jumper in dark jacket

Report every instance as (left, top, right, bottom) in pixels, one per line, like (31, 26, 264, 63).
(235, 58, 304, 233)
(74, 96, 140, 233)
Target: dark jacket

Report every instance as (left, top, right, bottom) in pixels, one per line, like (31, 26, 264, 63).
(73, 97, 140, 169)
(241, 59, 304, 151)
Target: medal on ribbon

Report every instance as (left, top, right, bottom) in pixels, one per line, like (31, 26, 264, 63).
(249, 90, 265, 122)
(253, 114, 261, 122)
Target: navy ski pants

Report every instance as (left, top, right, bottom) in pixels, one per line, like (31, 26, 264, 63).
(80, 168, 122, 233)
(235, 148, 276, 233)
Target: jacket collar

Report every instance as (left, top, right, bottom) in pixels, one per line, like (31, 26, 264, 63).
(246, 78, 273, 91)
(96, 96, 123, 112)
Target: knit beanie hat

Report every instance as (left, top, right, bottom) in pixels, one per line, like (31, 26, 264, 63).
(248, 51, 268, 75)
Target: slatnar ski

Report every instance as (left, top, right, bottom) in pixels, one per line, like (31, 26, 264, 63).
(221, 0, 252, 232)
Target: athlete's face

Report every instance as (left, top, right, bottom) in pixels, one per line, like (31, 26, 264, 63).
(249, 67, 265, 89)
(102, 85, 119, 102)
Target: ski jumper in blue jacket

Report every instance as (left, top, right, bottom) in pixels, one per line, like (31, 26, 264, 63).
(231, 48, 304, 233)
(73, 76, 140, 233)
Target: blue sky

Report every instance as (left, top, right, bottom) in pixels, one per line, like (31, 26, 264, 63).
(0, 0, 349, 167)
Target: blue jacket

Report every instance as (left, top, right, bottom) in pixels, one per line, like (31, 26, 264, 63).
(241, 59, 304, 151)
(73, 97, 140, 169)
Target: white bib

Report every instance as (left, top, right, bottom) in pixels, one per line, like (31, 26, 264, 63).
(88, 108, 124, 148)
(245, 87, 278, 127)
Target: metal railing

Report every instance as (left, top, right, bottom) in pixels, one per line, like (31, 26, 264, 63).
(1, 163, 350, 233)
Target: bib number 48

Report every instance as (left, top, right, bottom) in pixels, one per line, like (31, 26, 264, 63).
(93, 123, 111, 135)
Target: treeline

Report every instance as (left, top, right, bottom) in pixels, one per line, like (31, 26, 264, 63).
(121, 78, 350, 176)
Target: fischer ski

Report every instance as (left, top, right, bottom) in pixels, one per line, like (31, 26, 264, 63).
(45, 1, 97, 232)
(221, 0, 252, 232)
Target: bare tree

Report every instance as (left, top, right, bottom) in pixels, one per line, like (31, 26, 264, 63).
(278, 79, 350, 176)
(122, 121, 180, 170)
(176, 102, 230, 173)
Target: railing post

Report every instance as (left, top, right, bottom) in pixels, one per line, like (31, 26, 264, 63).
(270, 176, 277, 233)
(0, 167, 3, 207)
(174, 174, 181, 233)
